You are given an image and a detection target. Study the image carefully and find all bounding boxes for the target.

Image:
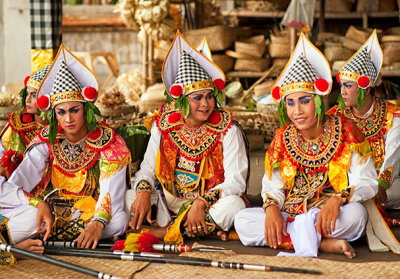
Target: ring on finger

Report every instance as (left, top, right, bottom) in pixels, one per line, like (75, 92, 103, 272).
(192, 226, 197, 231)
(197, 225, 202, 230)
(130, 213, 134, 217)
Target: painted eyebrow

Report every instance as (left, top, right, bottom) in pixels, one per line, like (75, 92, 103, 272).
(286, 95, 312, 102)
(55, 105, 81, 111)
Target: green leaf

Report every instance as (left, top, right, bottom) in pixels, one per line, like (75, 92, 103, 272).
(48, 109, 58, 144)
(278, 101, 290, 128)
(357, 87, 366, 109)
(164, 90, 173, 104)
(182, 96, 190, 118)
(337, 94, 346, 108)
(40, 111, 47, 121)
(18, 86, 27, 114)
(175, 95, 183, 109)
(314, 95, 325, 124)
(247, 99, 256, 110)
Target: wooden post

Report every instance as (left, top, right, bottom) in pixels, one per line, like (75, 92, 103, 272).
(148, 35, 154, 86)
(143, 33, 149, 91)
(319, 0, 325, 33)
(290, 0, 297, 53)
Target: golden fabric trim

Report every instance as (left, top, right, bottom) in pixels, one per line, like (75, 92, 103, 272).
(74, 196, 96, 222)
(1, 127, 13, 152)
(26, 79, 41, 90)
(144, 109, 160, 131)
(328, 145, 351, 192)
(94, 193, 112, 222)
(99, 155, 130, 180)
(163, 206, 190, 244)
(350, 140, 372, 163)
(338, 70, 360, 82)
(279, 81, 315, 97)
(183, 80, 214, 95)
(378, 166, 393, 190)
(52, 165, 87, 193)
(51, 91, 85, 108)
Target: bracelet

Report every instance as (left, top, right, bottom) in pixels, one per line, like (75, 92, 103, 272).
(262, 196, 279, 212)
(136, 180, 152, 192)
(92, 218, 107, 228)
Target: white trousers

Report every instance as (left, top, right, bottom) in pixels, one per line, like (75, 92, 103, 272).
(1, 205, 128, 243)
(1, 205, 38, 244)
(387, 177, 400, 209)
(234, 202, 367, 257)
(125, 189, 246, 231)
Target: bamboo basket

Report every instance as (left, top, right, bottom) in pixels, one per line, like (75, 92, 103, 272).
(272, 58, 289, 67)
(234, 35, 266, 57)
(0, 107, 16, 131)
(383, 45, 400, 65)
(345, 26, 382, 44)
(269, 43, 290, 58)
(342, 37, 362, 51)
(257, 104, 280, 142)
(184, 25, 236, 51)
(226, 50, 258, 59)
(234, 58, 271, 72)
(254, 80, 274, 99)
(315, 0, 353, 12)
(324, 47, 354, 62)
(212, 54, 234, 73)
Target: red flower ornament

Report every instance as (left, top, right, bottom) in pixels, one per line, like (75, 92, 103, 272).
(314, 78, 329, 95)
(170, 84, 183, 98)
(37, 95, 50, 111)
(208, 110, 221, 125)
(21, 114, 33, 123)
(213, 78, 225, 90)
(357, 76, 370, 89)
(82, 86, 97, 102)
(24, 76, 31, 86)
(168, 112, 181, 124)
(272, 86, 280, 101)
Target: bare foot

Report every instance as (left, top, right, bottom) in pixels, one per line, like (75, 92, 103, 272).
(319, 239, 356, 259)
(126, 225, 168, 240)
(14, 239, 44, 258)
(217, 231, 228, 241)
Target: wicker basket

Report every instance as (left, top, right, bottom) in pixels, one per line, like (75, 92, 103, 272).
(345, 26, 382, 44)
(272, 58, 289, 67)
(270, 32, 290, 44)
(315, 0, 353, 12)
(234, 35, 266, 58)
(225, 50, 258, 59)
(212, 54, 234, 72)
(269, 43, 290, 58)
(257, 104, 280, 142)
(383, 45, 400, 65)
(234, 58, 271, 72)
(98, 105, 137, 118)
(342, 37, 362, 51)
(254, 80, 274, 99)
(324, 47, 354, 62)
(184, 25, 236, 51)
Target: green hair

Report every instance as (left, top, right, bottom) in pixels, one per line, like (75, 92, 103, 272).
(46, 101, 101, 145)
(18, 86, 28, 115)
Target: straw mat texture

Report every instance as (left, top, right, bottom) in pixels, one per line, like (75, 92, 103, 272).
(134, 244, 400, 279)
(1, 255, 149, 279)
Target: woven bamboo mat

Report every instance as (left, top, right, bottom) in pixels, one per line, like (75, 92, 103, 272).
(1, 255, 149, 279)
(134, 248, 400, 279)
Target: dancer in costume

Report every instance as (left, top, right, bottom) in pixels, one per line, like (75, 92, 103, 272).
(234, 33, 378, 258)
(0, 64, 51, 177)
(126, 32, 248, 244)
(7, 45, 130, 248)
(327, 30, 400, 210)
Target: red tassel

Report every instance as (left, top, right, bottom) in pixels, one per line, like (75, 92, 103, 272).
(111, 240, 126, 250)
(137, 232, 160, 252)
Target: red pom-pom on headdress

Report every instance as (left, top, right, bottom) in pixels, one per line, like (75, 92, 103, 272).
(314, 78, 329, 95)
(82, 86, 97, 102)
(37, 95, 50, 111)
(24, 76, 31, 86)
(272, 86, 281, 101)
(357, 76, 370, 89)
(336, 73, 341, 84)
(213, 78, 225, 90)
(170, 84, 183, 98)
(208, 110, 221, 125)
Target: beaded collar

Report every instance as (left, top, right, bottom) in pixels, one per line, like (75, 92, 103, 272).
(156, 103, 232, 161)
(283, 115, 342, 168)
(38, 124, 115, 174)
(337, 96, 386, 141)
(7, 111, 42, 145)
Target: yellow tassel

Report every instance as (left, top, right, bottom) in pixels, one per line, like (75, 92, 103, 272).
(123, 232, 142, 252)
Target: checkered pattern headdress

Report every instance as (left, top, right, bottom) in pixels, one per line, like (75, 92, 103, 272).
(271, 33, 332, 103)
(162, 31, 225, 99)
(30, 0, 62, 50)
(36, 45, 99, 111)
(25, 63, 52, 90)
(338, 30, 382, 88)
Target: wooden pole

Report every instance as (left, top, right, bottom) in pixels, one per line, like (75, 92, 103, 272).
(319, 0, 325, 33)
(289, 0, 298, 53)
(0, 244, 122, 279)
(148, 35, 154, 86)
(44, 247, 322, 275)
(143, 33, 149, 92)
